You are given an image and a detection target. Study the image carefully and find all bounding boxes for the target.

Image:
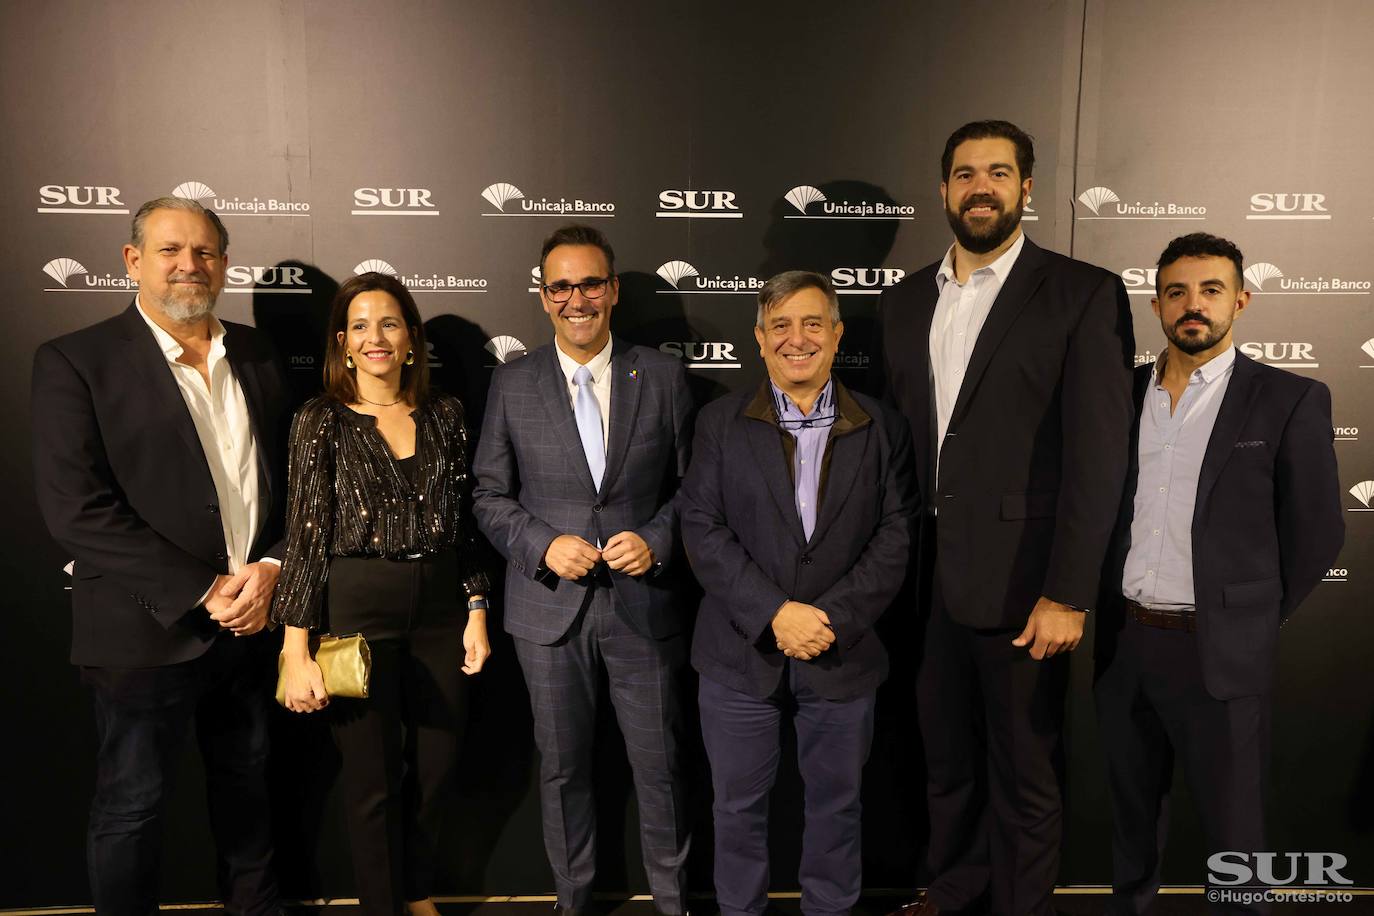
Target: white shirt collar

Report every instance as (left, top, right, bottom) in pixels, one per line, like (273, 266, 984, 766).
(1153, 341, 1236, 386)
(555, 335, 614, 384)
(936, 230, 1027, 291)
(135, 295, 226, 362)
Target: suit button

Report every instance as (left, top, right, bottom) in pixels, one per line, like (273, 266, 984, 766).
(592, 504, 603, 513)
(215, 552, 227, 562)
(801, 555, 813, 566)
(207, 504, 219, 514)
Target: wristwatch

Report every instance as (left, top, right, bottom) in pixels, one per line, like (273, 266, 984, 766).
(467, 597, 490, 612)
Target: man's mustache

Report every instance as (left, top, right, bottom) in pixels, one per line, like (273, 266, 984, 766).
(1175, 311, 1211, 329)
(961, 195, 1002, 215)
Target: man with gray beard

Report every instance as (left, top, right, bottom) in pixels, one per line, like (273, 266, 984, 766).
(32, 197, 290, 915)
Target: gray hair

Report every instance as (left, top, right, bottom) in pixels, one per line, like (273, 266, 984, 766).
(130, 196, 230, 255)
(756, 270, 841, 328)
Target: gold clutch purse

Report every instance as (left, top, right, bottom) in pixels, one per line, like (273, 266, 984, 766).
(275, 633, 372, 706)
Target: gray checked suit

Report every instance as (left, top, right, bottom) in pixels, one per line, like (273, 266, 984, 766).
(473, 336, 693, 913)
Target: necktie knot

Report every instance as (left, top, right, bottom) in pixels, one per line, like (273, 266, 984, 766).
(574, 365, 593, 387)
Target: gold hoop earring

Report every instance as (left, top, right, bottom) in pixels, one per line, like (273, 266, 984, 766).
(345, 351, 355, 369)
(405, 350, 416, 366)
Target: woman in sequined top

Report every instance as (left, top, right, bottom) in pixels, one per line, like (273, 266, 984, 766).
(271, 271, 490, 916)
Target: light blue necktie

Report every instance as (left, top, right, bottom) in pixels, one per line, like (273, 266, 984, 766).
(573, 365, 605, 490)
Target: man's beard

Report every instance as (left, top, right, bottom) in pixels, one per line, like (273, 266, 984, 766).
(945, 193, 1023, 254)
(152, 275, 217, 323)
(1164, 311, 1231, 355)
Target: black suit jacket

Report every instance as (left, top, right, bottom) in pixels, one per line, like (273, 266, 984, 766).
(32, 303, 289, 667)
(877, 236, 1136, 627)
(679, 380, 916, 701)
(1094, 353, 1344, 699)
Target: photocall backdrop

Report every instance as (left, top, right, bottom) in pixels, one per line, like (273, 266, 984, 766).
(3, 0, 1371, 905)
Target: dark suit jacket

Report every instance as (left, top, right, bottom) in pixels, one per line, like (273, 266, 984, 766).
(1094, 353, 1344, 699)
(32, 303, 289, 667)
(679, 380, 916, 701)
(877, 236, 1136, 627)
(472, 337, 694, 645)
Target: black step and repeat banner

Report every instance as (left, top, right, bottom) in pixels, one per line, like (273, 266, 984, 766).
(4, 0, 1371, 905)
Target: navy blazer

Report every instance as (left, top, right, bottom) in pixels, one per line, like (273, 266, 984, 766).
(32, 303, 289, 667)
(679, 379, 916, 701)
(1095, 352, 1344, 699)
(877, 237, 1136, 627)
(472, 337, 694, 645)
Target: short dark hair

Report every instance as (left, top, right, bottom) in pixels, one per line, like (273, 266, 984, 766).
(756, 271, 840, 328)
(131, 196, 230, 255)
(940, 120, 1035, 181)
(1155, 233, 1245, 295)
(323, 272, 430, 407)
(539, 224, 616, 279)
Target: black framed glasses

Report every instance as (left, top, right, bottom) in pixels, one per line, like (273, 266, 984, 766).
(542, 277, 613, 303)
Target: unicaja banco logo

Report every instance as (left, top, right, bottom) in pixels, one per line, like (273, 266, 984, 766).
(43, 257, 135, 293)
(43, 258, 87, 288)
(479, 181, 615, 217)
(1243, 261, 1370, 295)
(783, 184, 914, 220)
(354, 258, 487, 293)
(656, 260, 699, 290)
(174, 179, 310, 215)
(485, 335, 527, 366)
(38, 184, 127, 215)
(1075, 185, 1205, 220)
(1350, 481, 1374, 511)
(656, 189, 742, 219)
(1360, 338, 1374, 368)
(656, 259, 762, 294)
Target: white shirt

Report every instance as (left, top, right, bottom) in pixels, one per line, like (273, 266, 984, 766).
(930, 231, 1026, 481)
(136, 299, 264, 591)
(554, 336, 613, 450)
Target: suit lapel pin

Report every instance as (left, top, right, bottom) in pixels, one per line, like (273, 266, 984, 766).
(628, 369, 639, 380)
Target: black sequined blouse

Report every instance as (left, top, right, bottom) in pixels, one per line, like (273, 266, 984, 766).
(270, 394, 491, 630)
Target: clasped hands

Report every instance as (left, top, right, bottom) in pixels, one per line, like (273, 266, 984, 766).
(772, 600, 833, 660)
(205, 561, 281, 636)
(544, 531, 654, 579)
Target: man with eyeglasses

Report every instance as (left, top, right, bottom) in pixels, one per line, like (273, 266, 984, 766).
(474, 224, 695, 916)
(679, 270, 916, 916)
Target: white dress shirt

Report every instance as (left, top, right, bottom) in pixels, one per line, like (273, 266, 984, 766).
(929, 231, 1026, 481)
(1121, 345, 1236, 609)
(554, 336, 613, 450)
(136, 299, 264, 591)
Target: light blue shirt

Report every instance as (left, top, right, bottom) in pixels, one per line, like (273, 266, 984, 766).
(771, 380, 835, 541)
(1121, 345, 1236, 609)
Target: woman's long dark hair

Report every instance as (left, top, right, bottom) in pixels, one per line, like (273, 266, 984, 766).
(322, 271, 430, 406)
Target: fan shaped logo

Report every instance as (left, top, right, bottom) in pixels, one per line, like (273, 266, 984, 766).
(1243, 261, 1371, 295)
(656, 189, 742, 219)
(485, 335, 528, 366)
(173, 179, 311, 215)
(38, 184, 127, 215)
(1360, 338, 1374, 369)
(658, 341, 741, 369)
(224, 265, 311, 294)
(479, 181, 615, 218)
(353, 258, 487, 293)
(782, 185, 914, 220)
(1248, 193, 1330, 220)
(42, 257, 135, 293)
(656, 260, 764, 295)
(1236, 341, 1318, 368)
(1075, 185, 1206, 220)
(1349, 481, 1374, 511)
(830, 267, 906, 294)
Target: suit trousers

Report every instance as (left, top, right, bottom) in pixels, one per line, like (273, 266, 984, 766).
(327, 552, 468, 914)
(513, 582, 689, 913)
(81, 633, 279, 916)
(917, 545, 1068, 916)
(1094, 616, 1269, 916)
(699, 669, 876, 916)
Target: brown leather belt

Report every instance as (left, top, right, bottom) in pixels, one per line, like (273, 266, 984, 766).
(1125, 598, 1196, 633)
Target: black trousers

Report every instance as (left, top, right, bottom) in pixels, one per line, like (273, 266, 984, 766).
(1094, 616, 1269, 916)
(917, 542, 1068, 916)
(82, 633, 279, 916)
(326, 551, 469, 915)
(699, 669, 876, 916)
(512, 583, 690, 914)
